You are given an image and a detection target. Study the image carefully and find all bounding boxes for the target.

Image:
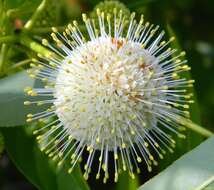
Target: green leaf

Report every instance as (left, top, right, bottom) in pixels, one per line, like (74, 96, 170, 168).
(0, 132, 4, 156)
(127, 0, 156, 9)
(202, 181, 214, 190)
(157, 24, 204, 170)
(138, 137, 214, 190)
(1, 126, 90, 190)
(115, 171, 139, 190)
(0, 71, 44, 127)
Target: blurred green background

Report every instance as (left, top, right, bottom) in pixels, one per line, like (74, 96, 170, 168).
(0, 0, 213, 189)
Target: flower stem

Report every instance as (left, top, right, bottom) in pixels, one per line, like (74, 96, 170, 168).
(0, 35, 17, 44)
(178, 117, 213, 138)
(24, 0, 49, 30)
(0, 44, 9, 73)
(185, 121, 213, 138)
(31, 26, 66, 34)
(3, 59, 31, 74)
(19, 35, 51, 57)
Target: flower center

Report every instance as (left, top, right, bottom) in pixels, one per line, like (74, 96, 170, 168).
(54, 36, 164, 149)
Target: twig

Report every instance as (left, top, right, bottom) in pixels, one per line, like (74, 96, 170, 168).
(24, 0, 49, 30)
(19, 35, 52, 57)
(0, 35, 17, 44)
(3, 59, 31, 74)
(177, 116, 213, 138)
(0, 44, 8, 73)
(31, 26, 66, 34)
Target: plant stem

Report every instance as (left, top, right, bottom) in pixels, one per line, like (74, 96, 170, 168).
(178, 117, 213, 138)
(19, 35, 51, 57)
(3, 59, 31, 74)
(24, 0, 49, 30)
(0, 44, 8, 73)
(31, 26, 66, 34)
(0, 35, 17, 44)
(186, 121, 213, 138)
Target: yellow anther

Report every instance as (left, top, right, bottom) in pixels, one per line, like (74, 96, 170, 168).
(180, 51, 186, 56)
(37, 101, 44, 106)
(86, 146, 91, 151)
(103, 177, 107, 184)
(170, 36, 175, 41)
(153, 160, 158, 166)
(148, 166, 152, 172)
(27, 114, 33, 118)
(102, 164, 106, 171)
(114, 153, 118, 160)
(40, 147, 45, 152)
(178, 134, 186, 139)
(145, 22, 150, 27)
(162, 85, 168, 90)
(57, 161, 63, 167)
(68, 168, 73, 174)
(131, 130, 135, 135)
(71, 153, 76, 159)
(96, 173, 100, 179)
(130, 173, 135, 179)
(183, 104, 189, 109)
(33, 130, 38, 135)
(36, 135, 42, 140)
(144, 142, 149, 147)
(52, 155, 58, 161)
(73, 20, 78, 26)
(84, 164, 88, 170)
(26, 118, 32, 122)
(42, 39, 49, 46)
(137, 157, 142, 163)
(169, 148, 174, 153)
(159, 154, 164, 159)
(154, 143, 159, 147)
(51, 27, 58, 32)
(107, 13, 111, 22)
(24, 101, 31, 106)
(188, 79, 195, 84)
(96, 137, 100, 143)
(96, 8, 101, 16)
(160, 41, 166, 46)
(175, 59, 181, 64)
(149, 155, 154, 160)
(131, 12, 136, 19)
(29, 74, 36, 78)
(122, 143, 126, 148)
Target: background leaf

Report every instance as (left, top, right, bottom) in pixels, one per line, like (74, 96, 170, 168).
(138, 137, 214, 190)
(157, 24, 204, 171)
(115, 172, 139, 190)
(0, 132, 4, 156)
(1, 126, 90, 190)
(0, 71, 45, 127)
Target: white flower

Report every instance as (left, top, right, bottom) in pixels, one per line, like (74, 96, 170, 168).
(25, 9, 194, 183)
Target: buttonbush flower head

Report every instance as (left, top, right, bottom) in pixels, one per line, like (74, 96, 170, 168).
(25, 9, 194, 183)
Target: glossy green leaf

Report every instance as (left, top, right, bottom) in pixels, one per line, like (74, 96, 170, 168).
(115, 171, 139, 190)
(0, 132, 4, 156)
(1, 126, 90, 190)
(0, 71, 44, 127)
(168, 23, 203, 144)
(201, 181, 214, 190)
(157, 25, 204, 170)
(138, 137, 214, 190)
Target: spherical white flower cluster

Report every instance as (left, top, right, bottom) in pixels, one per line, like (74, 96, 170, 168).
(25, 9, 194, 183)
